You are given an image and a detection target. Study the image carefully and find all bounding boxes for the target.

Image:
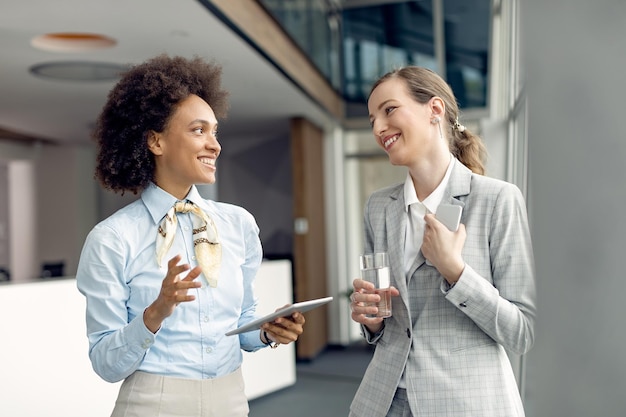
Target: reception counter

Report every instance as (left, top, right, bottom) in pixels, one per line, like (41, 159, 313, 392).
(0, 260, 295, 417)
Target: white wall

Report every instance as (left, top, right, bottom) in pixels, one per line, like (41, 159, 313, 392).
(522, 1, 626, 416)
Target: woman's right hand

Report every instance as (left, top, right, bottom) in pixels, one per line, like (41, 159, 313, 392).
(143, 254, 202, 333)
(349, 278, 399, 334)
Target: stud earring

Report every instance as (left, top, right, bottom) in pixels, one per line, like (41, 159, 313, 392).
(431, 116, 440, 124)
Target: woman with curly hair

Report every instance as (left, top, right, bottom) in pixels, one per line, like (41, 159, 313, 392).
(76, 54, 304, 417)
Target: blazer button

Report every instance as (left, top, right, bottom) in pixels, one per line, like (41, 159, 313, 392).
(459, 302, 467, 308)
(406, 328, 411, 338)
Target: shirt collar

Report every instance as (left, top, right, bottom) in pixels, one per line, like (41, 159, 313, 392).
(404, 154, 455, 214)
(142, 183, 205, 224)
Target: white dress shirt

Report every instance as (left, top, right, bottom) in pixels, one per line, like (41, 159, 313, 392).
(403, 155, 455, 274)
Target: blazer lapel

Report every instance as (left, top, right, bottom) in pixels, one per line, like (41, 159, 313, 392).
(446, 158, 472, 203)
(384, 186, 410, 308)
(407, 250, 426, 282)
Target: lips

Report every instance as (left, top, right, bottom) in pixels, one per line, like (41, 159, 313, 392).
(199, 157, 216, 167)
(383, 134, 399, 149)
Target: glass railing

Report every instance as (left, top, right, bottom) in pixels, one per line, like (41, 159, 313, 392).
(259, 0, 490, 116)
(259, 0, 342, 91)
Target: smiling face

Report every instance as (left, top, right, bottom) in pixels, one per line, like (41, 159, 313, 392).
(148, 94, 220, 199)
(368, 77, 445, 169)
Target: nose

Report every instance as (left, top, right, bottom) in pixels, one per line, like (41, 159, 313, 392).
(372, 119, 386, 141)
(206, 134, 221, 156)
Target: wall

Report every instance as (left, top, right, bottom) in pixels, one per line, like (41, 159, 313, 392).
(0, 141, 100, 281)
(217, 130, 294, 259)
(522, 1, 626, 416)
(37, 144, 98, 277)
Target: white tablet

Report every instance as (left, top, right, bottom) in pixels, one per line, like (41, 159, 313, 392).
(225, 296, 333, 336)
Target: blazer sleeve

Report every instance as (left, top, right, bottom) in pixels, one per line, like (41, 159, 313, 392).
(445, 182, 537, 355)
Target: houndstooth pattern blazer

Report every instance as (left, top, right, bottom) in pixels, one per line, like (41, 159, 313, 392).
(349, 159, 537, 417)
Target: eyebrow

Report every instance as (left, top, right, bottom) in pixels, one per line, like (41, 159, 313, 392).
(368, 99, 395, 123)
(189, 119, 217, 127)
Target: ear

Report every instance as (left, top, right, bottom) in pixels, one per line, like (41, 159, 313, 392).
(429, 96, 446, 119)
(147, 130, 163, 156)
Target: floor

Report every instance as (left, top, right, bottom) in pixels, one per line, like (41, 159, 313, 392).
(248, 343, 374, 417)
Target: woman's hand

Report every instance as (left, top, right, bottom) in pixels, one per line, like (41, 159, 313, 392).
(261, 306, 305, 346)
(349, 278, 400, 334)
(422, 213, 466, 284)
(143, 254, 202, 333)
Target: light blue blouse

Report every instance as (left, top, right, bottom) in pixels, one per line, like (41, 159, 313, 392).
(76, 183, 265, 383)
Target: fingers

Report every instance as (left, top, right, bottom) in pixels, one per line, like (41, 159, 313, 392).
(166, 255, 201, 282)
(353, 278, 375, 290)
(161, 256, 202, 305)
(350, 279, 379, 318)
(146, 257, 202, 328)
(423, 212, 437, 225)
(349, 291, 385, 335)
(349, 280, 398, 328)
(166, 255, 191, 281)
(263, 312, 305, 344)
(349, 290, 380, 317)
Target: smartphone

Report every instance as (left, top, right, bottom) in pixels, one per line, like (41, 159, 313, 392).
(436, 204, 462, 232)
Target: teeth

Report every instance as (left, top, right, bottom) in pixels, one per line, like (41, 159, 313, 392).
(384, 135, 399, 148)
(199, 157, 215, 166)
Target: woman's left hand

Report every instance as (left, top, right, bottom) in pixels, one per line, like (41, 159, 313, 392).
(422, 213, 466, 284)
(261, 306, 305, 345)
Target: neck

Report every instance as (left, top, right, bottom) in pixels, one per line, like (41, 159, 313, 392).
(155, 179, 192, 201)
(408, 152, 451, 201)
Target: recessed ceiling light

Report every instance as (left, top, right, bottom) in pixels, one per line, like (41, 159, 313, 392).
(30, 61, 128, 82)
(31, 32, 117, 53)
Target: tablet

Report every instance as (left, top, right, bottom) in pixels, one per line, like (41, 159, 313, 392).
(225, 296, 333, 336)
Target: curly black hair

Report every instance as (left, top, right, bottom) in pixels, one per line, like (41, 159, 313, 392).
(93, 54, 229, 194)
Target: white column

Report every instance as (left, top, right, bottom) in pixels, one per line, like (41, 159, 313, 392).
(8, 160, 37, 281)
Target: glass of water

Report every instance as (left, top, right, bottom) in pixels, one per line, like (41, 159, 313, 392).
(359, 252, 392, 318)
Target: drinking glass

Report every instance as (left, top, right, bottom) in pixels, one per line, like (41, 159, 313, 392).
(359, 252, 392, 318)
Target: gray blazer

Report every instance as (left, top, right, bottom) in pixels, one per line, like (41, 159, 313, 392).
(350, 159, 536, 417)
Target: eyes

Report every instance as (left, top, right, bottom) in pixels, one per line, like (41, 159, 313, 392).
(192, 126, 218, 138)
(369, 106, 397, 127)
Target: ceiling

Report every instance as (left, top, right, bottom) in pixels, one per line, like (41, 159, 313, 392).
(0, 0, 330, 146)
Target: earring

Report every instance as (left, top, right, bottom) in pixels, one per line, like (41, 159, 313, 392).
(431, 116, 440, 124)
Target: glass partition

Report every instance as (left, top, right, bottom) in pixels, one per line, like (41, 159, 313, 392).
(259, 0, 342, 90)
(260, 0, 491, 118)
